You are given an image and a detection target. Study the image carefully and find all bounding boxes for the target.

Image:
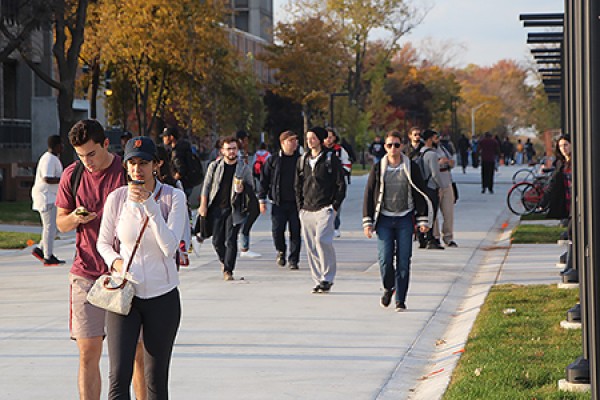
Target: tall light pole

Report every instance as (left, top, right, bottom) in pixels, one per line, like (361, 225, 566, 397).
(471, 102, 489, 138)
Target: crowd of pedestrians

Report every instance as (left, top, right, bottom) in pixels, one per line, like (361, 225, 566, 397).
(31, 116, 552, 398)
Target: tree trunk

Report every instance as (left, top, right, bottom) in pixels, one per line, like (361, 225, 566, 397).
(89, 58, 100, 119)
(57, 85, 77, 165)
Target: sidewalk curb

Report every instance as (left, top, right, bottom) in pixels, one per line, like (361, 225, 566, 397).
(394, 209, 519, 400)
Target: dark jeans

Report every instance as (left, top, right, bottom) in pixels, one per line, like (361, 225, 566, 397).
(481, 161, 495, 191)
(107, 288, 181, 400)
(211, 207, 242, 273)
(271, 202, 301, 264)
(377, 214, 413, 303)
(334, 204, 342, 230)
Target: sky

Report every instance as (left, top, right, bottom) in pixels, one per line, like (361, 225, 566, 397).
(273, 0, 564, 67)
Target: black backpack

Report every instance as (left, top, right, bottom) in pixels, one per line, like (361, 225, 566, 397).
(184, 151, 204, 187)
(415, 148, 435, 184)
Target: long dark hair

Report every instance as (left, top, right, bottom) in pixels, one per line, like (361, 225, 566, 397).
(555, 134, 571, 163)
(155, 145, 178, 187)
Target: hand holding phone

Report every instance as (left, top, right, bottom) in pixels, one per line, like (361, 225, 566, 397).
(75, 207, 90, 217)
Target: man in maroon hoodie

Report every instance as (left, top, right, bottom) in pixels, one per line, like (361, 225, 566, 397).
(477, 132, 500, 194)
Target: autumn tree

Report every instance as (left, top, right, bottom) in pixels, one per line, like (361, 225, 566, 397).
(93, 0, 238, 137)
(456, 60, 533, 137)
(259, 15, 348, 132)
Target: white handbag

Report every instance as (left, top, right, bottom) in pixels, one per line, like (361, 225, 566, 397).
(87, 217, 149, 315)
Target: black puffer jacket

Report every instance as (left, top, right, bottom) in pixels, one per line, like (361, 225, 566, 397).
(295, 149, 346, 212)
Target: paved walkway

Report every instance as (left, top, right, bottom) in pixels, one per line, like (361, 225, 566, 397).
(0, 164, 565, 399)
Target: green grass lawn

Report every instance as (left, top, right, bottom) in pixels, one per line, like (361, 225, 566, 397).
(0, 201, 40, 225)
(0, 232, 41, 249)
(521, 213, 553, 221)
(0, 202, 42, 249)
(512, 224, 565, 244)
(444, 285, 587, 400)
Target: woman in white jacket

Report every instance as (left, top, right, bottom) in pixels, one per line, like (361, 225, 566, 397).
(98, 136, 187, 399)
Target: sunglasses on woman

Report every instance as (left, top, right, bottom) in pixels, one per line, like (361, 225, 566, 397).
(385, 143, 401, 148)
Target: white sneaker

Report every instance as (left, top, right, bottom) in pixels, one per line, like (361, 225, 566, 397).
(240, 250, 261, 258)
(191, 236, 203, 256)
(334, 230, 341, 238)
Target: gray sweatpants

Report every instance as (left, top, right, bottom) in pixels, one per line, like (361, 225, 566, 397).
(38, 204, 57, 259)
(299, 206, 337, 285)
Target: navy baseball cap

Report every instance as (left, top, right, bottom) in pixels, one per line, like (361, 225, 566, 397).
(124, 136, 156, 162)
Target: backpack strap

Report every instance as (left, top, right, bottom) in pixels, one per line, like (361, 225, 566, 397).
(70, 161, 85, 202)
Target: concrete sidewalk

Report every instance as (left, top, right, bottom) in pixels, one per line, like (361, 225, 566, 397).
(0, 165, 565, 399)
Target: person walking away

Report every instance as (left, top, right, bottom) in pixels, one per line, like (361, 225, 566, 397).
(478, 132, 500, 194)
(363, 130, 432, 311)
(368, 135, 386, 163)
(31, 134, 65, 266)
(502, 137, 514, 166)
(236, 130, 262, 258)
(525, 138, 536, 164)
(457, 134, 471, 174)
(117, 131, 132, 158)
(258, 131, 301, 269)
(296, 127, 346, 293)
(97, 136, 187, 399)
(253, 142, 271, 191)
(471, 136, 480, 168)
(432, 133, 458, 247)
(417, 129, 444, 250)
(324, 128, 351, 238)
(198, 136, 254, 280)
(55, 120, 146, 400)
(160, 127, 197, 199)
(156, 144, 191, 265)
(515, 139, 524, 165)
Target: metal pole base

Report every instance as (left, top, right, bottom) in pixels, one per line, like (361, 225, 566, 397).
(561, 268, 579, 283)
(566, 303, 581, 322)
(560, 251, 568, 264)
(565, 355, 590, 384)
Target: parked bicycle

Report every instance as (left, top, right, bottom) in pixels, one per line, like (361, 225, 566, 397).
(507, 173, 552, 216)
(511, 157, 554, 184)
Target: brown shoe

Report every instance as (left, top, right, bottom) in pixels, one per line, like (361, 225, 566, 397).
(223, 271, 234, 281)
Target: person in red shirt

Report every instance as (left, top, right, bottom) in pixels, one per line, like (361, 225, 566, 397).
(55, 120, 145, 400)
(477, 132, 500, 194)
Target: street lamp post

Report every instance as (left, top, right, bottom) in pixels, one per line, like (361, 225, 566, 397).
(471, 102, 489, 138)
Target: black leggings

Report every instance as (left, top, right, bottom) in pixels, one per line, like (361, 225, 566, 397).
(107, 288, 181, 400)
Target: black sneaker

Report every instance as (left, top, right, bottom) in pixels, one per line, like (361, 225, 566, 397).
(44, 255, 65, 266)
(446, 241, 458, 248)
(380, 290, 394, 308)
(276, 251, 286, 267)
(426, 241, 445, 250)
(311, 284, 321, 294)
(289, 262, 299, 270)
(32, 247, 44, 262)
(319, 281, 332, 293)
(395, 302, 407, 312)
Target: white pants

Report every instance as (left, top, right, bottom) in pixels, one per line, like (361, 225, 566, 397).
(38, 204, 57, 259)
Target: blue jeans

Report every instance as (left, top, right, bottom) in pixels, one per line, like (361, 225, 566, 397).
(376, 213, 414, 303)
